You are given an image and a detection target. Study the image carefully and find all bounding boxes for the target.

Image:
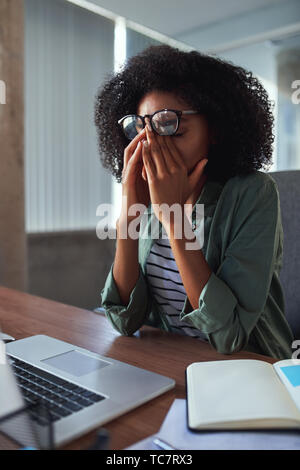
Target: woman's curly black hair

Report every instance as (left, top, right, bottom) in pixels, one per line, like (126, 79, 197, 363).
(94, 44, 274, 184)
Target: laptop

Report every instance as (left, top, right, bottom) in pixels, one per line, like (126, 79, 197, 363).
(1, 334, 175, 448)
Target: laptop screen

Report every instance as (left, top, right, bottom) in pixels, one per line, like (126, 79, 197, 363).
(0, 337, 52, 450)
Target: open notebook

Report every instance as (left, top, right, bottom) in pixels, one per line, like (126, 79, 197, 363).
(186, 359, 300, 430)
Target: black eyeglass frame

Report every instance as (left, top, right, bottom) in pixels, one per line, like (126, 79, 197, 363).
(117, 108, 199, 138)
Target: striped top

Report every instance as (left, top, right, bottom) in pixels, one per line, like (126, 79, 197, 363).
(146, 226, 208, 341)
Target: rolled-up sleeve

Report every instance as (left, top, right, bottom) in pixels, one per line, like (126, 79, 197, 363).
(180, 176, 281, 354)
(101, 262, 152, 336)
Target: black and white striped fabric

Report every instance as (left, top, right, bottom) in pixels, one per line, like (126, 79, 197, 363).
(146, 227, 208, 341)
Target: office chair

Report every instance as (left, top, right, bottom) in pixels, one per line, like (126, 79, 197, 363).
(270, 170, 300, 339)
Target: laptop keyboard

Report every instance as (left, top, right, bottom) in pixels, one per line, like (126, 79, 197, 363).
(8, 356, 106, 425)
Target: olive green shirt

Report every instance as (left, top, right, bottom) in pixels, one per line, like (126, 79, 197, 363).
(101, 171, 294, 360)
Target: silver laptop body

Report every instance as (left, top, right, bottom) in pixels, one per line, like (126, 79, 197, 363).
(4, 334, 175, 448)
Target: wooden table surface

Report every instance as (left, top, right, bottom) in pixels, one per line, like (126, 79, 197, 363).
(0, 285, 277, 450)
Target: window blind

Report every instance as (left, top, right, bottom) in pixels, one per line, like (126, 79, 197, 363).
(24, 0, 114, 232)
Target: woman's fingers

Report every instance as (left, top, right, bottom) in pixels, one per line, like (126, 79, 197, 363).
(123, 127, 147, 170)
(142, 140, 156, 181)
(164, 135, 186, 169)
(145, 122, 167, 176)
(122, 141, 143, 182)
(142, 165, 147, 181)
(156, 134, 180, 173)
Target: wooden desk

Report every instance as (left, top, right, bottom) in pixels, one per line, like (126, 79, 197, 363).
(0, 286, 276, 450)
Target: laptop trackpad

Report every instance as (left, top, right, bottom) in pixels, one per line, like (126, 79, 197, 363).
(41, 350, 110, 377)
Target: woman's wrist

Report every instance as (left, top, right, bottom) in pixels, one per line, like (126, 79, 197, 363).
(117, 214, 141, 240)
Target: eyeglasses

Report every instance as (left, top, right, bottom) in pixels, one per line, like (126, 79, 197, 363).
(118, 108, 199, 140)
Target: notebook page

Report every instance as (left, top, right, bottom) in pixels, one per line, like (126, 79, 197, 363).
(187, 360, 300, 429)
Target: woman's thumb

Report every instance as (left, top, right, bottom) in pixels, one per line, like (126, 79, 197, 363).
(189, 158, 208, 187)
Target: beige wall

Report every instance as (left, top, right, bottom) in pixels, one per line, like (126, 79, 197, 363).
(0, 0, 27, 291)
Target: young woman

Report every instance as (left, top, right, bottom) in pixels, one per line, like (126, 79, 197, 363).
(94, 45, 293, 360)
